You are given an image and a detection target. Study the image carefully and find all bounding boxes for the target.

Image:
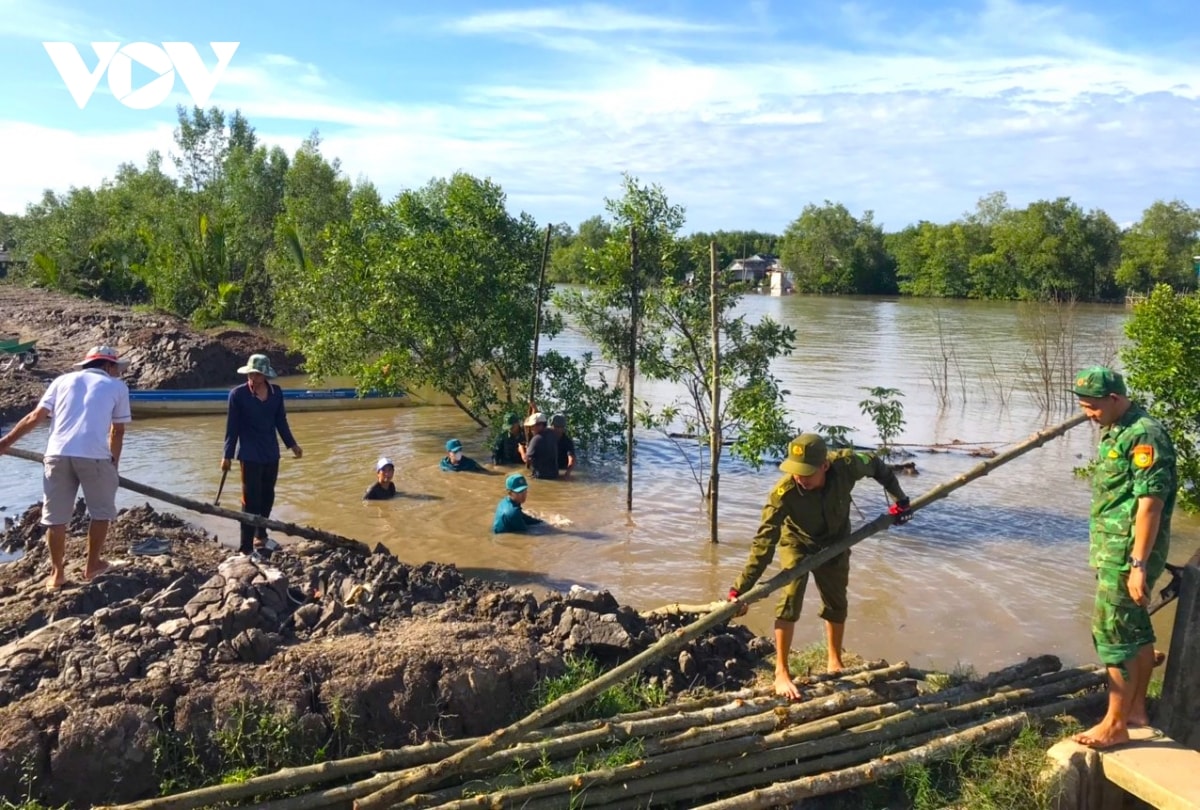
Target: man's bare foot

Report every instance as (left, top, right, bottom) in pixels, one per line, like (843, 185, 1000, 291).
(1128, 710, 1151, 727)
(83, 560, 112, 581)
(1073, 721, 1130, 750)
(45, 570, 67, 591)
(827, 657, 844, 675)
(774, 673, 802, 701)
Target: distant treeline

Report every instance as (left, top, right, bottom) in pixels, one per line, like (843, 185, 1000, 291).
(548, 194, 1200, 302)
(1, 106, 1197, 330)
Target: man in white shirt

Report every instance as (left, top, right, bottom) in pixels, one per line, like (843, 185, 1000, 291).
(0, 345, 132, 589)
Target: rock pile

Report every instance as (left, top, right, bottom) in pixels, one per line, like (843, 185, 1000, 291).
(0, 504, 769, 807)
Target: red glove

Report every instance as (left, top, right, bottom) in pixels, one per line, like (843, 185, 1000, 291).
(889, 498, 913, 525)
(727, 588, 739, 601)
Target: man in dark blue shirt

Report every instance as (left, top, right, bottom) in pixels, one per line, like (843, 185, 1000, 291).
(524, 412, 559, 480)
(221, 354, 302, 555)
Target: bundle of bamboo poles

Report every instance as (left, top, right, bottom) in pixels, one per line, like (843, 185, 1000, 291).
(102, 654, 1104, 810)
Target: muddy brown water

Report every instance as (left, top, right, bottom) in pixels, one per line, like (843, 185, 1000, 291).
(2, 295, 1196, 672)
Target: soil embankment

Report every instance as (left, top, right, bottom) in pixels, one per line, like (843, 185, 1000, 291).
(0, 286, 304, 425)
(0, 505, 767, 807)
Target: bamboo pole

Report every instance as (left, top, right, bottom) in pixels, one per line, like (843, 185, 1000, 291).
(625, 226, 638, 512)
(259, 666, 909, 810)
(709, 240, 720, 544)
(4, 447, 368, 553)
(689, 693, 1106, 810)
(519, 675, 1104, 810)
(415, 680, 1104, 810)
(526, 223, 552, 407)
(352, 412, 1089, 809)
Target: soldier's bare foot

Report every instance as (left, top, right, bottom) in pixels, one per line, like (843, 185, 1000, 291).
(45, 570, 67, 591)
(827, 656, 844, 675)
(774, 673, 802, 701)
(83, 560, 112, 581)
(1128, 710, 1151, 727)
(1073, 721, 1130, 750)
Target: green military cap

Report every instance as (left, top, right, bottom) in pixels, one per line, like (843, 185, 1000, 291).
(1071, 366, 1126, 398)
(780, 433, 828, 476)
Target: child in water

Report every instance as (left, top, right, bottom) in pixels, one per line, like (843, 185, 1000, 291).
(364, 457, 397, 500)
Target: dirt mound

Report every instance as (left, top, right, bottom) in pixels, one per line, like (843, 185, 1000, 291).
(0, 503, 769, 807)
(0, 286, 304, 425)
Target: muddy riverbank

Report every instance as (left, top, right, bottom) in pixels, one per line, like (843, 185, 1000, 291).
(0, 285, 304, 425)
(0, 502, 769, 807)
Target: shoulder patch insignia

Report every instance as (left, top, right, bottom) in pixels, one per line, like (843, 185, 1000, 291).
(1132, 444, 1154, 469)
(776, 485, 788, 497)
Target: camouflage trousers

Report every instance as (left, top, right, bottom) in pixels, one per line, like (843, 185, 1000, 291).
(1091, 566, 1158, 669)
(775, 547, 850, 624)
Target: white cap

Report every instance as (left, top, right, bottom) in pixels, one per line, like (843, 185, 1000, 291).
(524, 412, 547, 426)
(73, 345, 130, 369)
(376, 457, 394, 471)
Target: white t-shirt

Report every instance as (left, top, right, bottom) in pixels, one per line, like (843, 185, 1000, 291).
(37, 368, 133, 459)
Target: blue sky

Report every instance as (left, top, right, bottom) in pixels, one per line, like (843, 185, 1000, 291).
(1, 0, 1198, 233)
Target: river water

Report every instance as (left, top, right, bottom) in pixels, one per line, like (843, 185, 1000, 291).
(2, 295, 1195, 672)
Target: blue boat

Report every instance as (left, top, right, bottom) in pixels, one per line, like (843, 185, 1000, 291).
(129, 387, 407, 416)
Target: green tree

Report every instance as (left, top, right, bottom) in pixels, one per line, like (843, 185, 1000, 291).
(1116, 200, 1200, 293)
(970, 198, 1117, 301)
(279, 172, 622, 450)
(559, 181, 795, 536)
(891, 221, 983, 298)
(1121, 284, 1200, 511)
(780, 202, 895, 294)
(547, 215, 610, 283)
(637, 268, 796, 496)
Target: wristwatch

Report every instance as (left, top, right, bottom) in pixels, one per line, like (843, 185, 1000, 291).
(1128, 557, 1146, 570)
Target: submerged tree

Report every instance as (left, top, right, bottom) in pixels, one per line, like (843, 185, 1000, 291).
(278, 172, 623, 453)
(558, 177, 795, 538)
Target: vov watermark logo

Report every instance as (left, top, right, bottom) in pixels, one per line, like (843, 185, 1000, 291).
(42, 42, 239, 110)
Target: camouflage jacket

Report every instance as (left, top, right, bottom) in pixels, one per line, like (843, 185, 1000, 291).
(1089, 404, 1176, 572)
(733, 450, 907, 594)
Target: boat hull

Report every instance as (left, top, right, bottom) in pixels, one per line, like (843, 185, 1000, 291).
(129, 388, 407, 417)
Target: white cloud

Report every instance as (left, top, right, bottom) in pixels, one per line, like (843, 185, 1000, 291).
(444, 4, 729, 35)
(1, 0, 1199, 232)
(0, 0, 121, 42)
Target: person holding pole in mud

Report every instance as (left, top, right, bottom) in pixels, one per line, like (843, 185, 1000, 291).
(0, 345, 132, 589)
(1070, 366, 1176, 749)
(728, 433, 912, 700)
(221, 354, 302, 557)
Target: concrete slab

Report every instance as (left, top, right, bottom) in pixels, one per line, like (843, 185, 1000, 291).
(1100, 727, 1200, 810)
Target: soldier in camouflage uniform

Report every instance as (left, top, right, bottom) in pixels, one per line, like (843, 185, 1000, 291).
(1072, 366, 1176, 749)
(727, 433, 912, 700)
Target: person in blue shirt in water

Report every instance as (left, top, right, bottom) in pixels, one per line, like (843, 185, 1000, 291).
(440, 438, 485, 472)
(493, 473, 544, 534)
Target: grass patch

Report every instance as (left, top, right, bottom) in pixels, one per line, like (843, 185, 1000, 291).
(153, 697, 362, 797)
(924, 662, 979, 692)
(532, 654, 668, 721)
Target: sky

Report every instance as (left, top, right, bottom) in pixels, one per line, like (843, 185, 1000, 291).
(0, 0, 1198, 234)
